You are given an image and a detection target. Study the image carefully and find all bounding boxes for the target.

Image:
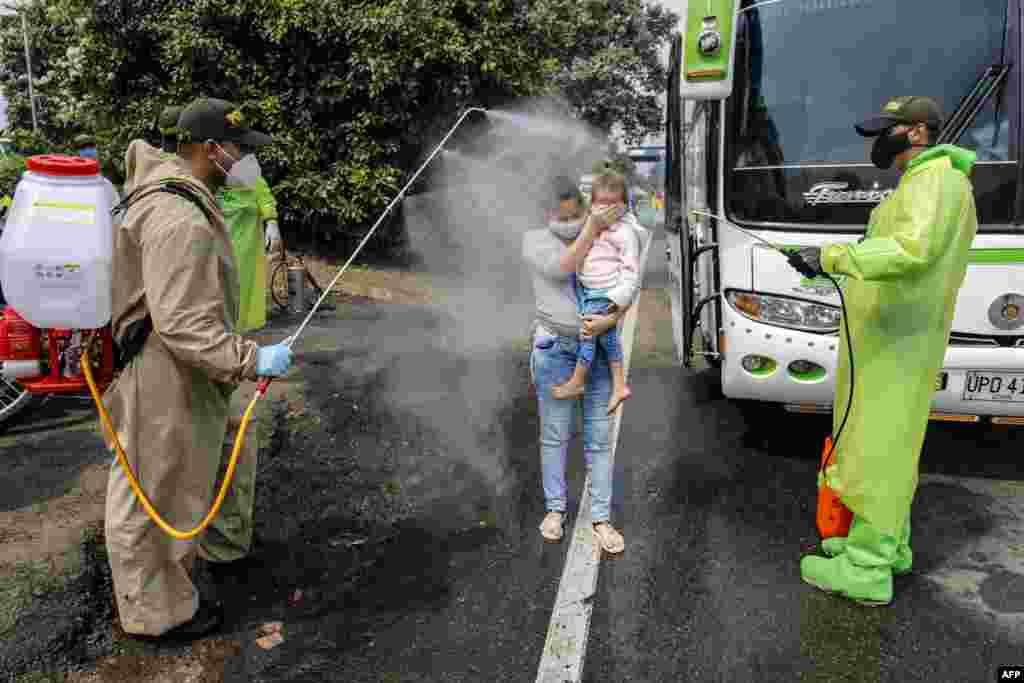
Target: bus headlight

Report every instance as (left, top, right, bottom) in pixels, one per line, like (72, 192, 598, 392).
(727, 290, 841, 333)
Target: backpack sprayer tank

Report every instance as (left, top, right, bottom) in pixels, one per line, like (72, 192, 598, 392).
(0, 155, 117, 386)
(0, 154, 115, 328)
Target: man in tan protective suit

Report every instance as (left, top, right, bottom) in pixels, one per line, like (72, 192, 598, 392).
(104, 98, 293, 641)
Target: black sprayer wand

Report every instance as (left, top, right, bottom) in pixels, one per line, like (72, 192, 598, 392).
(689, 209, 854, 463)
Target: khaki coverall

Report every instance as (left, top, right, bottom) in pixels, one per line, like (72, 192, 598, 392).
(103, 140, 260, 636)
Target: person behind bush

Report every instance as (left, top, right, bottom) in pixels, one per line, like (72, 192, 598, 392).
(551, 171, 641, 415)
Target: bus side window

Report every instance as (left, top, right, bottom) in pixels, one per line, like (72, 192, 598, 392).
(963, 98, 1012, 162)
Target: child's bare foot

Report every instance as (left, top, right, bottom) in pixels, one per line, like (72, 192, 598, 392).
(607, 386, 632, 415)
(551, 381, 586, 400)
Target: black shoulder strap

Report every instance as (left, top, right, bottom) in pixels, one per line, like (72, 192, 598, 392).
(113, 315, 152, 373)
(111, 182, 218, 372)
(113, 180, 218, 227)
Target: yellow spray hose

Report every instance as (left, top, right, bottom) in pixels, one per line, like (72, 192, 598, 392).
(77, 107, 487, 539)
(82, 346, 263, 540)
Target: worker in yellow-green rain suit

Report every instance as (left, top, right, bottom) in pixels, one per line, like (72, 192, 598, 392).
(195, 140, 282, 570)
(219, 168, 280, 332)
(786, 96, 978, 607)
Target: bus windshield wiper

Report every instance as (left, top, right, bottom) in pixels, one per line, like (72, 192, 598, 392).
(936, 64, 1010, 146)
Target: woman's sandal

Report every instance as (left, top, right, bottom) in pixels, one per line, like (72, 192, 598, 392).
(540, 512, 565, 542)
(592, 522, 625, 555)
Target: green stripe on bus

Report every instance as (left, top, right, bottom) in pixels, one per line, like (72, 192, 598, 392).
(778, 245, 1024, 264)
(967, 249, 1024, 264)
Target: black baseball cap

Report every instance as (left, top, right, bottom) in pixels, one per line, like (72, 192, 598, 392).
(177, 98, 272, 147)
(855, 96, 943, 137)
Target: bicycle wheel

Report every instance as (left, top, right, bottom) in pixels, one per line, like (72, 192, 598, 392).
(305, 268, 326, 299)
(270, 259, 291, 310)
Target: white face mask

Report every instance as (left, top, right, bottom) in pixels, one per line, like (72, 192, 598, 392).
(215, 144, 262, 189)
(548, 216, 585, 241)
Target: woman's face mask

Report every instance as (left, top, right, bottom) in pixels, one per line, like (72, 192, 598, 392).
(549, 198, 585, 240)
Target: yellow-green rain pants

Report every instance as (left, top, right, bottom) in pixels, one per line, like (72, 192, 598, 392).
(199, 177, 279, 563)
(821, 144, 979, 537)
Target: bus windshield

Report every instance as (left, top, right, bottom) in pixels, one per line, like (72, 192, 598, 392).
(727, 0, 1017, 230)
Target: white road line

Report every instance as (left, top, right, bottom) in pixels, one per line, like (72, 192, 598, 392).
(535, 229, 652, 683)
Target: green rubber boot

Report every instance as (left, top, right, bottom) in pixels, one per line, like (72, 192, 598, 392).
(820, 517, 912, 575)
(801, 515, 896, 606)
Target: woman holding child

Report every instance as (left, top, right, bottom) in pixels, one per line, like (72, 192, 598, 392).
(521, 172, 642, 555)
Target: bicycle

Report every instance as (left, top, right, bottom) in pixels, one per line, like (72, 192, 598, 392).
(269, 250, 333, 312)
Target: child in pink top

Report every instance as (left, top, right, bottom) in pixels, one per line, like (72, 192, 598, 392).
(552, 173, 641, 415)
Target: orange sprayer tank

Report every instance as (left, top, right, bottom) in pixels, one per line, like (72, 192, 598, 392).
(816, 436, 853, 539)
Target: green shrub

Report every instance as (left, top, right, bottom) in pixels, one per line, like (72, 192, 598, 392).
(0, 0, 676, 258)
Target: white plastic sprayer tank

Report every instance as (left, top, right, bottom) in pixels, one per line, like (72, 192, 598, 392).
(0, 155, 115, 329)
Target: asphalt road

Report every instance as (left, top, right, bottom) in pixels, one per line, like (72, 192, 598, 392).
(3, 237, 1022, 681)
(583, 365, 1023, 683)
(230, 239, 1020, 682)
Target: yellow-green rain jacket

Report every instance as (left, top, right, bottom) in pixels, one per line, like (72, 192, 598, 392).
(219, 177, 278, 332)
(821, 144, 978, 536)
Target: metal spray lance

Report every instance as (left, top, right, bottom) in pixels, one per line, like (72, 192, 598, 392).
(255, 107, 490, 398)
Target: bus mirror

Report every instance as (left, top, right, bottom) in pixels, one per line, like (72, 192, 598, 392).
(678, 0, 740, 101)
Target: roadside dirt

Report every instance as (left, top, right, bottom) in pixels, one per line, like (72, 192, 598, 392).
(0, 257, 673, 681)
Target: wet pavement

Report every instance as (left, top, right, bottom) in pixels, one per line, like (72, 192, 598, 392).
(223, 297, 1021, 682)
(583, 365, 1022, 683)
(1, 251, 1022, 680)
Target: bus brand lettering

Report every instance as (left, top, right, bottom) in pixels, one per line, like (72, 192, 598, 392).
(803, 182, 894, 206)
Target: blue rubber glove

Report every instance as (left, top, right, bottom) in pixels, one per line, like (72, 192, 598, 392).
(255, 344, 293, 377)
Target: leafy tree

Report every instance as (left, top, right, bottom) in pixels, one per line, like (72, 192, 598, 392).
(528, 0, 677, 143)
(0, 0, 676, 256)
(0, 154, 26, 201)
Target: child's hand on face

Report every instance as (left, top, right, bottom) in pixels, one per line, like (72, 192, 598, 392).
(591, 204, 625, 231)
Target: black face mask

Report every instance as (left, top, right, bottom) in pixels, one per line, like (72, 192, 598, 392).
(871, 127, 928, 170)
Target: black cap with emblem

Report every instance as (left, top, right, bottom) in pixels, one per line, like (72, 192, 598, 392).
(855, 96, 943, 137)
(177, 98, 272, 147)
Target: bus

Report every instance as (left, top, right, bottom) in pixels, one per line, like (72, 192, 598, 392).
(627, 145, 666, 229)
(665, 0, 1024, 425)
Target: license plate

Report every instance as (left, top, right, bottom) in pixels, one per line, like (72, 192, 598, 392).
(962, 371, 1024, 402)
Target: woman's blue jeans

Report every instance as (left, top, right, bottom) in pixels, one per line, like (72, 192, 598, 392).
(530, 329, 613, 523)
